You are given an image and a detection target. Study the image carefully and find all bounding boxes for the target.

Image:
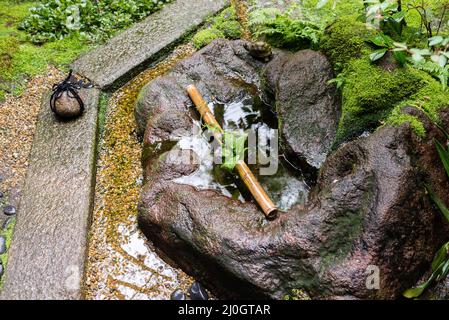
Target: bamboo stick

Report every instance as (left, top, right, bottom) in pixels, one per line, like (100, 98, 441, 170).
(187, 84, 278, 219)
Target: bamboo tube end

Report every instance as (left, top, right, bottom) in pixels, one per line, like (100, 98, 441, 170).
(186, 84, 198, 95)
(265, 208, 278, 220)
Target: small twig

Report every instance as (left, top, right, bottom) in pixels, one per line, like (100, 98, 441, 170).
(436, 5, 448, 36)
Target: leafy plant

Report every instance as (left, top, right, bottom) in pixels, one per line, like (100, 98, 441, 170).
(406, 0, 449, 37)
(19, 0, 172, 44)
(248, 4, 327, 49)
(363, 0, 406, 38)
(327, 71, 346, 89)
(221, 131, 247, 172)
(404, 129, 449, 298)
(367, 32, 407, 65)
(393, 36, 449, 88)
(283, 288, 311, 300)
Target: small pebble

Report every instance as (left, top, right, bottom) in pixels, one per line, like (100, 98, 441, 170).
(3, 205, 16, 216)
(188, 282, 209, 300)
(0, 261, 3, 277)
(0, 236, 6, 255)
(0, 191, 3, 199)
(170, 289, 186, 300)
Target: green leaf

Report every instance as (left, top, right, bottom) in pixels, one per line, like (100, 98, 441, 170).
(369, 35, 387, 47)
(393, 51, 407, 66)
(370, 49, 388, 62)
(439, 55, 448, 68)
(316, 0, 329, 9)
(393, 42, 408, 50)
(435, 124, 449, 140)
(369, 33, 393, 48)
(412, 53, 424, 62)
(436, 259, 449, 281)
(403, 276, 434, 298)
(221, 131, 247, 172)
(435, 139, 449, 179)
(391, 11, 405, 23)
(429, 36, 444, 47)
(427, 185, 449, 223)
(431, 242, 449, 271)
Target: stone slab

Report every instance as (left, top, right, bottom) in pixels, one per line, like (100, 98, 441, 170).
(72, 0, 230, 90)
(0, 88, 100, 300)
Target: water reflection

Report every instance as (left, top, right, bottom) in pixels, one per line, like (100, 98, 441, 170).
(172, 96, 310, 211)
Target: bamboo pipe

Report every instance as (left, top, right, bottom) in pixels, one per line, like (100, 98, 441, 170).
(187, 84, 278, 220)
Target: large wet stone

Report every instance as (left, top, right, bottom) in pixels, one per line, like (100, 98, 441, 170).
(72, 0, 230, 90)
(265, 50, 340, 169)
(135, 40, 449, 299)
(0, 88, 100, 300)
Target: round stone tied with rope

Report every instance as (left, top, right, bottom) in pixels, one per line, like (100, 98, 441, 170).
(50, 69, 94, 119)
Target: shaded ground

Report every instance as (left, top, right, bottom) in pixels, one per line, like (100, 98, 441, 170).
(84, 44, 197, 300)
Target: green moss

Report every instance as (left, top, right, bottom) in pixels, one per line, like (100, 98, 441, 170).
(212, 6, 238, 26)
(320, 16, 375, 71)
(218, 20, 243, 40)
(335, 59, 427, 145)
(386, 74, 449, 136)
(387, 111, 426, 137)
(192, 6, 242, 49)
(283, 288, 312, 300)
(97, 92, 110, 152)
(0, 217, 16, 290)
(193, 28, 225, 49)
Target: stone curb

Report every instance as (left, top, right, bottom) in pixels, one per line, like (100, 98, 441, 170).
(0, 89, 100, 300)
(72, 0, 230, 90)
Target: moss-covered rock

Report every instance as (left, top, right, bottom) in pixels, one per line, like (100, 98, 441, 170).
(193, 28, 225, 49)
(387, 75, 449, 137)
(192, 6, 242, 50)
(213, 6, 238, 26)
(335, 59, 427, 145)
(320, 16, 374, 71)
(218, 20, 243, 39)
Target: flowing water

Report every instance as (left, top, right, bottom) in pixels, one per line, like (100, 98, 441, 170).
(173, 95, 310, 211)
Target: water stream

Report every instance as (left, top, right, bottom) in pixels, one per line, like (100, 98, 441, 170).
(172, 95, 310, 211)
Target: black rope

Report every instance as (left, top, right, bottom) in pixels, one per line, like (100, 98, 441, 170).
(50, 69, 93, 116)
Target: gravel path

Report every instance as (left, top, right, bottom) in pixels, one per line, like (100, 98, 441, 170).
(0, 66, 65, 223)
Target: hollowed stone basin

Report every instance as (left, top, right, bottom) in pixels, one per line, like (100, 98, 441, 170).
(135, 40, 449, 299)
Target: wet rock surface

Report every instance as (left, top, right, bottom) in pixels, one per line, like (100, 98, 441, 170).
(171, 289, 187, 300)
(265, 49, 340, 169)
(135, 40, 449, 299)
(188, 282, 209, 300)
